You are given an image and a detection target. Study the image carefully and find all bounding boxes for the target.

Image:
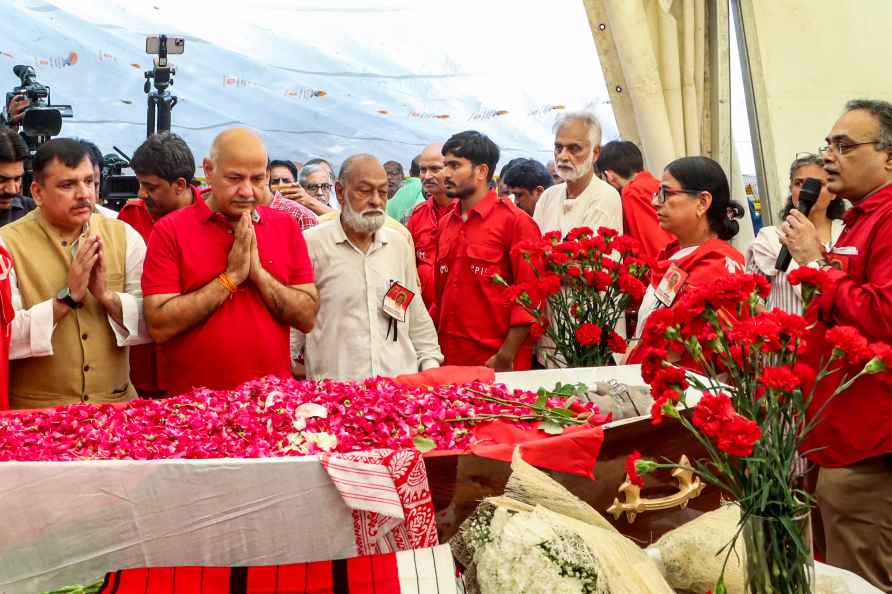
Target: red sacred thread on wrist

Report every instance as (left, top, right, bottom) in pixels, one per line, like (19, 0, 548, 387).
(217, 273, 238, 296)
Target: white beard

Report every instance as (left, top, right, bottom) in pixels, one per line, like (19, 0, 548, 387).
(342, 196, 385, 235)
(556, 160, 593, 182)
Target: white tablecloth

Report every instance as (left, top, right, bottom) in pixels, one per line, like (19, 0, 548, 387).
(1, 456, 358, 593)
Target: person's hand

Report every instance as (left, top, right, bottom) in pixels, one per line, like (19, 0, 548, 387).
(779, 209, 824, 265)
(87, 236, 115, 306)
(67, 236, 100, 303)
(225, 213, 253, 285)
(278, 183, 330, 212)
(248, 224, 266, 284)
(485, 350, 515, 372)
(6, 94, 29, 126)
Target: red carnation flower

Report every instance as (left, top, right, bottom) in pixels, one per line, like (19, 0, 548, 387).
(566, 265, 582, 278)
(598, 227, 619, 240)
(530, 322, 547, 339)
(543, 230, 562, 244)
(539, 274, 562, 295)
(618, 272, 646, 301)
(717, 415, 762, 457)
(549, 251, 570, 266)
(626, 450, 644, 487)
(787, 266, 833, 291)
(566, 226, 594, 241)
(759, 366, 801, 392)
(588, 270, 612, 291)
(692, 392, 735, 438)
(865, 342, 892, 382)
(652, 366, 688, 396)
(575, 323, 602, 346)
(826, 325, 871, 364)
(607, 331, 628, 354)
(640, 347, 668, 383)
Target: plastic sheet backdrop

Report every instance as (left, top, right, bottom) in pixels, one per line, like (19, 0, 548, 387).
(0, 0, 618, 170)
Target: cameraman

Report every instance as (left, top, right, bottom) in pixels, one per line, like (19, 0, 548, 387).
(0, 126, 35, 227)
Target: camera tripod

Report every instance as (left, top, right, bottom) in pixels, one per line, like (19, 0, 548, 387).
(144, 35, 179, 137)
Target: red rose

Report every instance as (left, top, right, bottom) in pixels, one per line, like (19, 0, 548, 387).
(626, 450, 644, 487)
(575, 323, 602, 346)
(607, 331, 628, 354)
(692, 392, 735, 438)
(759, 366, 801, 392)
(826, 325, 871, 364)
(566, 265, 582, 278)
(717, 415, 762, 457)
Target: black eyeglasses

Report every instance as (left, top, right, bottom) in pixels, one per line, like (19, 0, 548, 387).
(652, 187, 701, 205)
(304, 183, 333, 193)
(818, 140, 882, 156)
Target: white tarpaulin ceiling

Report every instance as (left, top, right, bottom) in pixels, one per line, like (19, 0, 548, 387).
(0, 0, 622, 172)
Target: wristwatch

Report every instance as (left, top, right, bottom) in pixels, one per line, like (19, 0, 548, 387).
(56, 287, 83, 309)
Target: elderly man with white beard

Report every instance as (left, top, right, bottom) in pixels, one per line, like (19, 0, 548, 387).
(301, 154, 443, 380)
(533, 112, 623, 238)
(532, 112, 624, 367)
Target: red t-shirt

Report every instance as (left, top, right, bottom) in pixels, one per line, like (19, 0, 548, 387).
(0, 246, 13, 410)
(406, 197, 453, 312)
(119, 187, 203, 395)
(142, 198, 314, 396)
(433, 190, 541, 370)
(802, 182, 892, 467)
(621, 171, 674, 260)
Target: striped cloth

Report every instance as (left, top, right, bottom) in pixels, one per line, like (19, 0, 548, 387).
(97, 544, 460, 594)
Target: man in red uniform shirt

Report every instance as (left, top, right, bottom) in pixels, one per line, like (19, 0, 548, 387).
(406, 142, 453, 312)
(433, 131, 542, 371)
(119, 132, 200, 396)
(596, 140, 673, 260)
(0, 245, 12, 409)
(782, 99, 892, 591)
(142, 128, 319, 395)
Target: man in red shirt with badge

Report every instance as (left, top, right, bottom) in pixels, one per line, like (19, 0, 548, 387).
(142, 128, 318, 395)
(433, 131, 542, 371)
(119, 132, 200, 396)
(406, 142, 453, 312)
(597, 140, 672, 260)
(781, 99, 892, 591)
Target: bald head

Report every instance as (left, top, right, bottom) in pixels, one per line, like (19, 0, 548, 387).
(336, 154, 389, 234)
(418, 142, 447, 201)
(208, 128, 267, 166)
(203, 128, 269, 220)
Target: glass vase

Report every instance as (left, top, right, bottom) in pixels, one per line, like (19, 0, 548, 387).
(743, 511, 814, 594)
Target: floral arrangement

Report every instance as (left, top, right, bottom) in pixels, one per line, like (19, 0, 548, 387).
(627, 271, 892, 594)
(493, 226, 650, 368)
(0, 376, 605, 462)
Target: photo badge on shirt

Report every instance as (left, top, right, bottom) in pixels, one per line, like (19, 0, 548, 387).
(382, 281, 415, 323)
(654, 264, 688, 307)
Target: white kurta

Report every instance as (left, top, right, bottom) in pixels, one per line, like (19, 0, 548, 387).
(532, 175, 623, 238)
(302, 218, 443, 380)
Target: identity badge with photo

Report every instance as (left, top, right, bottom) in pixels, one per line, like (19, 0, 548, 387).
(382, 281, 415, 323)
(654, 264, 688, 307)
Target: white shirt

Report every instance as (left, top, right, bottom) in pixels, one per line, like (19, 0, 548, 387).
(95, 203, 120, 219)
(302, 218, 443, 380)
(746, 219, 845, 314)
(533, 174, 623, 238)
(634, 246, 698, 339)
(2, 220, 151, 360)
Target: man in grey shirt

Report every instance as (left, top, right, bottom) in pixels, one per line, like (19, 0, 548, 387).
(0, 127, 34, 228)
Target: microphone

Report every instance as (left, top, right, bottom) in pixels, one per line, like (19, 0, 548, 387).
(776, 177, 822, 272)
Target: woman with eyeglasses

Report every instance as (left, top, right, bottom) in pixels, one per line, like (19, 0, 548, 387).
(627, 156, 745, 363)
(746, 154, 846, 314)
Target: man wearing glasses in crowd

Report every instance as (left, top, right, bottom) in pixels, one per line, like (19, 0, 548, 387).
(781, 99, 892, 592)
(299, 163, 339, 210)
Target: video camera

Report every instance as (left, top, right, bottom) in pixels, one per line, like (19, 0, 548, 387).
(5, 65, 73, 147)
(101, 152, 140, 212)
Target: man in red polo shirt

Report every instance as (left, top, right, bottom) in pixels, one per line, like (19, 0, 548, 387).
(782, 99, 892, 591)
(596, 140, 672, 260)
(120, 132, 200, 396)
(142, 128, 318, 395)
(406, 142, 453, 312)
(433, 131, 542, 371)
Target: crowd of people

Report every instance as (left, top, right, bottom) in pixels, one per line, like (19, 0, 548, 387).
(0, 98, 891, 589)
